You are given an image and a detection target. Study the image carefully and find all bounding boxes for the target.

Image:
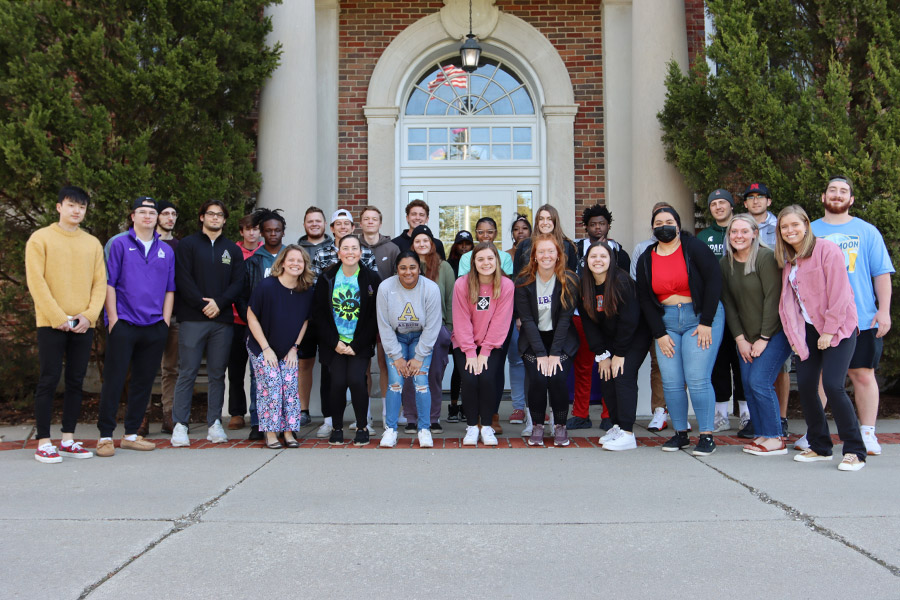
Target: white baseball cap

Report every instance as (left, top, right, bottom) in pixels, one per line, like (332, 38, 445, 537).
(331, 209, 353, 224)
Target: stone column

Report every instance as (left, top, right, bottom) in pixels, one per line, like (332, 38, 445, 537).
(316, 0, 340, 222)
(542, 104, 579, 241)
(631, 0, 693, 233)
(602, 0, 635, 252)
(256, 0, 318, 243)
(363, 106, 400, 233)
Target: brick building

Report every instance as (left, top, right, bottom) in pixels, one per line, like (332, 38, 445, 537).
(256, 0, 706, 253)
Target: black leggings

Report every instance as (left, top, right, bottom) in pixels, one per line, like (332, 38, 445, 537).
(453, 347, 506, 427)
(493, 319, 515, 413)
(603, 333, 651, 432)
(327, 354, 369, 431)
(796, 324, 865, 460)
(523, 332, 572, 426)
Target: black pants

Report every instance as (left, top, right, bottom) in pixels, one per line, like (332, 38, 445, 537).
(453, 347, 506, 427)
(523, 332, 572, 425)
(227, 323, 249, 417)
(97, 321, 169, 437)
(450, 362, 461, 402)
(604, 333, 651, 432)
(493, 319, 515, 413)
(711, 324, 745, 405)
(34, 327, 94, 440)
(796, 324, 865, 461)
(327, 354, 369, 430)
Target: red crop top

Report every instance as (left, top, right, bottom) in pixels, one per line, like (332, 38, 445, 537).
(651, 245, 691, 302)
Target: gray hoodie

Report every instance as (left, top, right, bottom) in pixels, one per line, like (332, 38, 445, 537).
(376, 275, 442, 362)
(361, 233, 400, 278)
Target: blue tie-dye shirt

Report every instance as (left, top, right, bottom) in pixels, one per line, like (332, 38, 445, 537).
(332, 266, 361, 343)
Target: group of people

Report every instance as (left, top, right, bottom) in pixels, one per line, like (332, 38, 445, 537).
(25, 175, 892, 471)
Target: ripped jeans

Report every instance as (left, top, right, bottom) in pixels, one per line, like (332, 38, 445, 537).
(384, 330, 433, 431)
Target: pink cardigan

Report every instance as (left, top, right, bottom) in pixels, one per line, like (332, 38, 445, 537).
(451, 276, 514, 358)
(778, 238, 857, 361)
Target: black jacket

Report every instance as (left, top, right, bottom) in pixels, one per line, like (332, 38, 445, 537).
(175, 231, 245, 323)
(575, 238, 631, 277)
(313, 263, 381, 364)
(514, 271, 580, 358)
(392, 230, 446, 260)
(580, 271, 650, 357)
(513, 237, 579, 279)
(634, 233, 722, 339)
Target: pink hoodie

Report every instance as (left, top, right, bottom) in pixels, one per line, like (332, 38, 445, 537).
(778, 238, 857, 361)
(451, 276, 514, 358)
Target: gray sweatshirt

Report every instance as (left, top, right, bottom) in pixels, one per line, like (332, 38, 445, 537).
(376, 275, 442, 363)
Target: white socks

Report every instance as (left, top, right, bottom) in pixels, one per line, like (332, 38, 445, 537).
(124, 434, 137, 442)
(715, 401, 730, 419)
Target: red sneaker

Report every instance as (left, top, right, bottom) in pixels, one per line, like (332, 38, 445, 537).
(509, 409, 526, 424)
(35, 443, 62, 464)
(59, 440, 94, 459)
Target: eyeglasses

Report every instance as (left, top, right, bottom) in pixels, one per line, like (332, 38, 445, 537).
(205, 211, 225, 218)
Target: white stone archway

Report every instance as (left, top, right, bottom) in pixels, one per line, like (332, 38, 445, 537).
(364, 9, 579, 238)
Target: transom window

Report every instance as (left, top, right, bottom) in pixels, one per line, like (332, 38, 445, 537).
(406, 58, 535, 116)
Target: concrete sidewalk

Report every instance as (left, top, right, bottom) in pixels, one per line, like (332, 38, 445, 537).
(2, 410, 899, 599)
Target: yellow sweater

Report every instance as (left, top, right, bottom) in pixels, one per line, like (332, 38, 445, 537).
(25, 224, 107, 327)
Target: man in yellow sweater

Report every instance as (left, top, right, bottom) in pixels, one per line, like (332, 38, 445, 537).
(25, 186, 107, 464)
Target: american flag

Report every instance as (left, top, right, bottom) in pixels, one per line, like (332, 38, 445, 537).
(427, 65, 468, 93)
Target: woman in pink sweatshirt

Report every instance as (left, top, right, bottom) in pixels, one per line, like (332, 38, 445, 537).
(451, 242, 515, 447)
(775, 205, 865, 471)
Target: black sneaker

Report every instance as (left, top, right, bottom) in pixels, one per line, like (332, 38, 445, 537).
(353, 429, 370, 446)
(248, 426, 263, 441)
(329, 429, 346, 445)
(737, 418, 754, 439)
(430, 422, 443, 434)
(661, 431, 690, 452)
(459, 405, 466, 422)
(404, 422, 417, 435)
(565, 416, 593, 430)
(692, 434, 716, 456)
(446, 405, 460, 423)
(599, 417, 614, 431)
(781, 417, 789, 437)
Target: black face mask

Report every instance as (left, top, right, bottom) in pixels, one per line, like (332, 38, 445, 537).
(653, 225, 678, 243)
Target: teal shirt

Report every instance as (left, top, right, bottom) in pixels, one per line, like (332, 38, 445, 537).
(332, 266, 361, 343)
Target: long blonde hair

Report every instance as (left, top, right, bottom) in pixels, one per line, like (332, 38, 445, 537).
(724, 214, 762, 275)
(466, 242, 504, 304)
(774, 205, 816, 266)
(269, 244, 314, 291)
(517, 233, 577, 310)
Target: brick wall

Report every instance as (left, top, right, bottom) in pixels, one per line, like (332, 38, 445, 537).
(684, 0, 707, 66)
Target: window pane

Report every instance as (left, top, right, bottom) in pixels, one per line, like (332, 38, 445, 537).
(492, 127, 511, 143)
(513, 127, 531, 142)
(470, 127, 489, 143)
(483, 82, 504, 102)
(448, 143, 467, 160)
(491, 97, 513, 115)
(408, 145, 427, 160)
(491, 145, 511, 160)
(439, 204, 504, 251)
(516, 192, 533, 224)
(425, 98, 449, 115)
(429, 128, 447, 142)
(429, 146, 447, 160)
(409, 191, 425, 203)
(408, 128, 426, 143)
(510, 87, 534, 114)
(468, 75, 489, 96)
(513, 144, 532, 160)
(469, 145, 488, 160)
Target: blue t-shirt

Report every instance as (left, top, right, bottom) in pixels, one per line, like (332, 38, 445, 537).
(811, 217, 895, 331)
(332, 267, 361, 343)
(247, 276, 314, 358)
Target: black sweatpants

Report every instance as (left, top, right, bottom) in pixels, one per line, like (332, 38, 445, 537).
(453, 346, 506, 427)
(603, 333, 651, 432)
(97, 321, 169, 437)
(34, 327, 94, 440)
(493, 319, 515, 413)
(796, 324, 865, 461)
(227, 323, 249, 417)
(327, 354, 369, 430)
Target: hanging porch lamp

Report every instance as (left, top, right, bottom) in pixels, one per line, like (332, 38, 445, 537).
(459, 0, 482, 72)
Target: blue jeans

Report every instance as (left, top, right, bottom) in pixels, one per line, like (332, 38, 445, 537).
(385, 331, 433, 431)
(655, 302, 724, 432)
(738, 330, 791, 438)
(507, 323, 526, 410)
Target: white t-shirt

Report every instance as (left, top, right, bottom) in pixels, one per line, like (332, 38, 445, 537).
(535, 273, 556, 331)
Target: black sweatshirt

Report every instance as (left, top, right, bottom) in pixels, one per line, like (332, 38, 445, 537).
(174, 231, 245, 323)
(579, 272, 650, 357)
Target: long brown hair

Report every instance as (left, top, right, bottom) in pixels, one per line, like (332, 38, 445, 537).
(466, 242, 505, 304)
(412, 230, 442, 281)
(580, 241, 627, 320)
(269, 244, 314, 292)
(517, 233, 577, 310)
(774, 205, 816, 266)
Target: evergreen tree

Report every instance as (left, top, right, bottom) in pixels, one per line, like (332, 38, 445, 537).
(0, 1, 281, 400)
(659, 0, 900, 380)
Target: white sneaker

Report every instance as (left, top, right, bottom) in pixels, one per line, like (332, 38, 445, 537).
(599, 425, 622, 445)
(480, 425, 498, 446)
(380, 427, 398, 448)
(793, 434, 810, 451)
(647, 407, 668, 431)
(713, 414, 730, 433)
(417, 428, 433, 448)
(349, 421, 358, 431)
(463, 425, 479, 446)
(207, 420, 228, 443)
(602, 430, 637, 451)
(862, 430, 882, 456)
(521, 410, 533, 437)
(171, 423, 190, 447)
(397, 412, 408, 426)
(316, 423, 333, 438)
